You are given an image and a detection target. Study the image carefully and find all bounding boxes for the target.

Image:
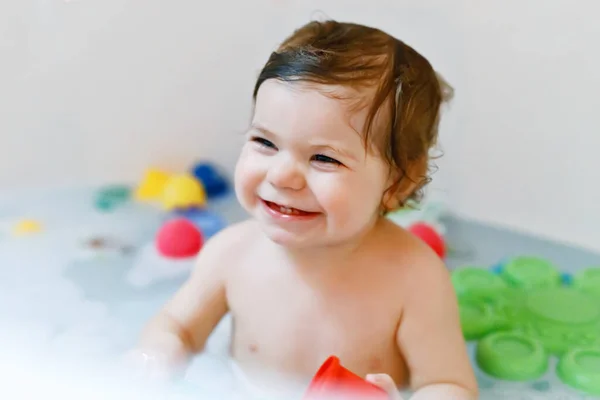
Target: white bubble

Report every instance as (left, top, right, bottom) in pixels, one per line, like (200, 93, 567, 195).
(126, 243, 194, 288)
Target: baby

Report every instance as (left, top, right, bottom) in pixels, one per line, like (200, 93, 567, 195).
(129, 20, 478, 399)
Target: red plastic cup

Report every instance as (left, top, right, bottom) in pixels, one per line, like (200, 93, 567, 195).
(303, 356, 389, 400)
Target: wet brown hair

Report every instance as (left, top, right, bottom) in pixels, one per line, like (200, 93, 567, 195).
(252, 19, 453, 211)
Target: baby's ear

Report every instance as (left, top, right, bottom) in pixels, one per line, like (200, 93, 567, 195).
(382, 179, 412, 211)
(382, 190, 401, 211)
(382, 158, 428, 211)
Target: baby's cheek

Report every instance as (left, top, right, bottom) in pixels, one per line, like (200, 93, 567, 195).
(320, 178, 381, 226)
(234, 152, 260, 203)
(314, 179, 345, 206)
(317, 181, 357, 221)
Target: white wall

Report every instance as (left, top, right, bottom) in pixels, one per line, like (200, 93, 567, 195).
(1, 0, 290, 189)
(1, 1, 598, 252)
(449, 1, 600, 253)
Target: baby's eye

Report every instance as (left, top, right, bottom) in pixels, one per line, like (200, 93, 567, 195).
(251, 137, 277, 150)
(312, 154, 341, 165)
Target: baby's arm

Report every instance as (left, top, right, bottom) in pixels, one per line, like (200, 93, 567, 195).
(129, 225, 240, 378)
(396, 255, 478, 399)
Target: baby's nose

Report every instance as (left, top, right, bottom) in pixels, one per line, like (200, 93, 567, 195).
(267, 157, 306, 191)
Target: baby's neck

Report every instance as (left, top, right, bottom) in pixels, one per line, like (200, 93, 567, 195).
(276, 216, 384, 273)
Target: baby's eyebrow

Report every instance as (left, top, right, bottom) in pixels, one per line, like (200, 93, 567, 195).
(249, 123, 276, 138)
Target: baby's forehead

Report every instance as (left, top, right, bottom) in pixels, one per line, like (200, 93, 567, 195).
(304, 82, 388, 138)
(254, 80, 376, 139)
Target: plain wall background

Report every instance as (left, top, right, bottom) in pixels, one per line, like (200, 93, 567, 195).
(1, 0, 598, 252)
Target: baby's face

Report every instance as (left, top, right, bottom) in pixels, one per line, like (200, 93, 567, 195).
(235, 80, 390, 248)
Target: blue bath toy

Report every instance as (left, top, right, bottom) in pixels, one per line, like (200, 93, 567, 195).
(190, 162, 229, 198)
(172, 208, 226, 239)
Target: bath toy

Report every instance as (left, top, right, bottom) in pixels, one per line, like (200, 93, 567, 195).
(134, 168, 171, 201)
(95, 185, 131, 211)
(476, 331, 549, 381)
(303, 356, 388, 399)
(452, 259, 600, 396)
(12, 219, 43, 236)
(491, 257, 574, 285)
(407, 222, 445, 258)
(191, 162, 229, 198)
(162, 174, 207, 210)
(171, 208, 226, 239)
(500, 256, 561, 289)
(557, 347, 600, 395)
(452, 266, 508, 299)
(156, 218, 203, 258)
(572, 267, 600, 296)
(82, 236, 134, 255)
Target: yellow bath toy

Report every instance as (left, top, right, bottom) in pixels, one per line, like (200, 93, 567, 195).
(12, 219, 43, 236)
(135, 168, 171, 201)
(162, 173, 206, 210)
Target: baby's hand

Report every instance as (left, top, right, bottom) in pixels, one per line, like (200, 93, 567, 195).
(122, 348, 177, 382)
(366, 373, 404, 400)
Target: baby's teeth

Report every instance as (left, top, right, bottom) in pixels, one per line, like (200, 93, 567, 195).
(279, 206, 296, 215)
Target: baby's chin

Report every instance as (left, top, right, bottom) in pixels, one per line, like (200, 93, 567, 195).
(260, 224, 319, 248)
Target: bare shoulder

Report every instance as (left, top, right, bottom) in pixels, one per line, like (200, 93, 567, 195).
(190, 218, 261, 279)
(377, 218, 449, 281)
(375, 218, 454, 308)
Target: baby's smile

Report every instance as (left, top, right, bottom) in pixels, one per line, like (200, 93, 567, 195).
(259, 198, 321, 220)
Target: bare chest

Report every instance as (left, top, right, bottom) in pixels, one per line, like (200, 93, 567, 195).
(225, 261, 404, 380)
